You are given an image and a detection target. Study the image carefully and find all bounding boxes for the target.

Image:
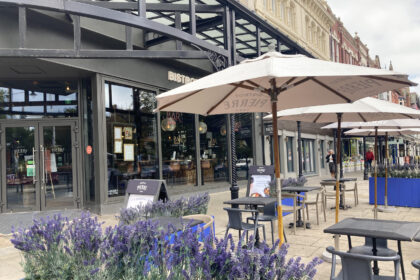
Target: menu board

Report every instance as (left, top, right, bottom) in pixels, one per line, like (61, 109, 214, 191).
(124, 179, 170, 210)
(246, 166, 275, 197)
(249, 174, 272, 197)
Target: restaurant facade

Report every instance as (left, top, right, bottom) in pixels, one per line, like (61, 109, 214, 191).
(0, 0, 330, 214)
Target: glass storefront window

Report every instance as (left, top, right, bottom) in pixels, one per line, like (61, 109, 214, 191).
(199, 115, 229, 184)
(235, 114, 253, 180)
(0, 81, 78, 119)
(105, 82, 159, 197)
(286, 136, 294, 172)
(161, 112, 196, 185)
(302, 138, 316, 173)
(320, 140, 325, 168)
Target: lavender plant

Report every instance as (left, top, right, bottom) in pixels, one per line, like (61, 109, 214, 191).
(118, 192, 210, 225)
(12, 212, 322, 280)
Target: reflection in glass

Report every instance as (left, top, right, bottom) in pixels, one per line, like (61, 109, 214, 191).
(235, 114, 253, 180)
(286, 137, 294, 172)
(105, 83, 159, 197)
(6, 127, 36, 210)
(200, 115, 229, 183)
(161, 112, 196, 186)
(0, 81, 78, 119)
(302, 139, 315, 173)
(42, 126, 74, 208)
(111, 84, 133, 110)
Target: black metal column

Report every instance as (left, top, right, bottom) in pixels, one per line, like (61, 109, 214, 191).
(297, 121, 303, 177)
(230, 114, 239, 200)
(363, 136, 368, 180)
(340, 130, 344, 179)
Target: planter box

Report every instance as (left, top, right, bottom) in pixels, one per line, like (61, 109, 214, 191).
(369, 177, 420, 207)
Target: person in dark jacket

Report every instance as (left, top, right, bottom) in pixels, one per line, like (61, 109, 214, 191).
(325, 149, 336, 178)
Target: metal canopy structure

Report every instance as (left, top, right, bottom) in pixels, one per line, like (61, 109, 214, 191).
(0, 0, 313, 66)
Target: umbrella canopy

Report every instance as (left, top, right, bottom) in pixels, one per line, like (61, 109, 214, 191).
(323, 119, 420, 130)
(155, 50, 416, 246)
(156, 52, 415, 115)
(264, 97, 420, 123)
(345, 128, 420, 136)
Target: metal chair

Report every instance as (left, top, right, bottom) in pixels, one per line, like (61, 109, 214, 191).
(343, 181, 359, 206)
(327, 246, 400, 280)
(282, 192, 306, 234)
(349, 238, 397, 257)
(246, 201, 287, 245)
(305, 187, 327, 225)
(322, 181, 345, 209)
(412, 259, 420, 280)
(223, 208, 266, 248)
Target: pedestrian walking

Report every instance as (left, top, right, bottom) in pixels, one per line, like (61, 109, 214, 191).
(326, 149, 336, 178)
(365, 147, 374, 171)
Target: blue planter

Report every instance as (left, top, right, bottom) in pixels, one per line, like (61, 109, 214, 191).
(369, 177, 420, 207)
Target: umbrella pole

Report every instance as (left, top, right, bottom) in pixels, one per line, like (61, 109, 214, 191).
(374, 127, 378, 219)
(334, 113, 342, 250)
(270, 80, 284, 247)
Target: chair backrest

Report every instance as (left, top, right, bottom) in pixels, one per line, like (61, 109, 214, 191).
(327, 246, 400, 280)
(263, 201, 276, 216)
(223, 208, 257, 230)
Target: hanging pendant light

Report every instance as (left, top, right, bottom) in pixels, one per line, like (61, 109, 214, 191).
(161, 117, 176, 131)
(198, 121, 207, 134)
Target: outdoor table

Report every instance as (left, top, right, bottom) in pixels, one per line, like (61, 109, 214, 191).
(321, 178, 357, 210)
(282, 186, 321, 229)
(224, 197, 277, 246)
(324, 217, 420, 280)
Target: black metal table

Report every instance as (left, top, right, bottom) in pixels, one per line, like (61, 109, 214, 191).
(282, 186, 321, 229)
(324, 217, 420, 280)
(321, 178, 357, 210)
(224, 197, 277, 246)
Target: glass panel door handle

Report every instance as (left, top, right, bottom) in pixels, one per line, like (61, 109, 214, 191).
(40, 145, 45, 190)
(32, 148, 38, 183)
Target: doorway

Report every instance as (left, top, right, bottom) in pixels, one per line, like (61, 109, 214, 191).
(1, 120, 78, 212)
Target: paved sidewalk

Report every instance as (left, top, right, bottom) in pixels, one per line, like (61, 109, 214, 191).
(1, 172, 420, 279)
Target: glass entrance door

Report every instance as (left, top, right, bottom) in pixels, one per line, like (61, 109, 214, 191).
(39, 124, 76, 210)
(1, 121, 77, 212)
(4, 125, 39, 211)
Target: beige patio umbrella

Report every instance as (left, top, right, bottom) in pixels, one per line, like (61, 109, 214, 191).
(155, 50, 415, 246)
(345, 127, 420, 213)
(265, 97, 420, 221)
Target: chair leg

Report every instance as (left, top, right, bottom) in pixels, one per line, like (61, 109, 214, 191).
(323, 199, 327, 222)
(293, 211, 296, 234)
(283, 228, 287, 243)
(270, 220, 274, 245)
(303, 207, 306, 230)
(224, 227, 229, 240)
(306, 205, 310, 221)
(239, 229, 242, 240)
(262, 225, 266, 242)
(316, 203, 319, 225)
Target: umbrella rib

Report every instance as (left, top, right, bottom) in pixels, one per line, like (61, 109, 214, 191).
(401, 113, 415, 119)
(361, 75, 415, 87)
(311, 78, 351, 102)
(245, 80, 269, 92)
(312, 113, 322, 123)
(358, 113, 367, 122)
(278, 77, 306, 94)
(206, 82, 243, 115)
(158, 89, 203, 111)
(230, 82, 269, 93)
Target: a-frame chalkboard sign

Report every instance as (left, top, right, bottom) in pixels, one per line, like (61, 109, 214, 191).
(124, 179, 170, 209)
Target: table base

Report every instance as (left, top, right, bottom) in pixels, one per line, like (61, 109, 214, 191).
(330, 205, 352, 210)
(289, 221, 311, 229)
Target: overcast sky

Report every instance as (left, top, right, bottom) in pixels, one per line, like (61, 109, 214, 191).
(327, 0, 420, 94)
